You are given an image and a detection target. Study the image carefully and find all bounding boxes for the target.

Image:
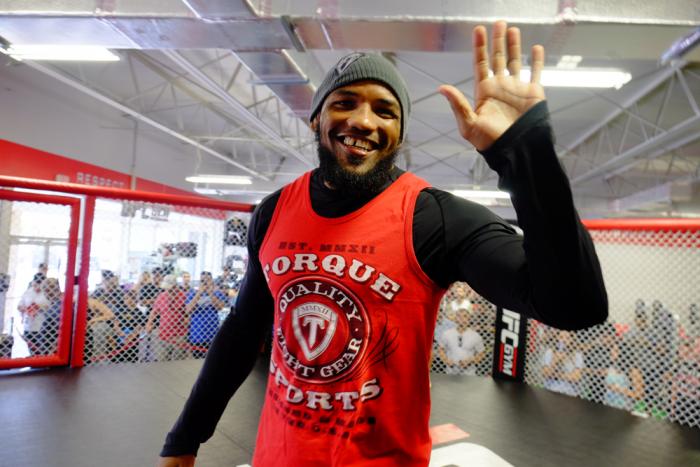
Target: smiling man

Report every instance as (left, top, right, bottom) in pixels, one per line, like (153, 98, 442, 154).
(157, 21, 608, 467)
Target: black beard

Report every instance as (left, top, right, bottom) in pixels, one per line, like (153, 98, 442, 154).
(316, 130, 397, 198)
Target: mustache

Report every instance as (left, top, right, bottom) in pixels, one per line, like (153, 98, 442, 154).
(315, 130, 397, 198)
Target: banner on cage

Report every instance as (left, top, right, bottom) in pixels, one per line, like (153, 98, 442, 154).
(492, 308, 527, 382)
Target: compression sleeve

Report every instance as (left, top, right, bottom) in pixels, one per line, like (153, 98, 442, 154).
(413, 101, 607, 330)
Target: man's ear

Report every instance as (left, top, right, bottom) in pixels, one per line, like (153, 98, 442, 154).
(310, 116, 319, 132)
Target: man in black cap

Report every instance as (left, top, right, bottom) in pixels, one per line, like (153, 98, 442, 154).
(158, 21, 607, 466)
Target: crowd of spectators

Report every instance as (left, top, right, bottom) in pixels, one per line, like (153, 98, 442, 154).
(430, 284, 698, 425)
(529, 298, 699, 423)
(13, 264, 240, 364)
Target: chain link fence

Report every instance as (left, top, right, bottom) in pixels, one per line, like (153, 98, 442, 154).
(0, 198, 73, 361)
(524, 226, 700, 429)
(83, 198, 251, 365)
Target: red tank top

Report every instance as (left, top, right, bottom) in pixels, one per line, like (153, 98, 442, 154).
(254, 171, 445, 466)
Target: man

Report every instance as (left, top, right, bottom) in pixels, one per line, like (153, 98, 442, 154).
(146, 275, 189, 361)
(180, 272, 194, 295)
(18, 273, 49, 355)
(158, 21, 607, 466)
(185, 272, 226, 359)
(438, 307, 486, 375)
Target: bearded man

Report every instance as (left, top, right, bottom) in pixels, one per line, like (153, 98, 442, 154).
(157, 21, 607, 467)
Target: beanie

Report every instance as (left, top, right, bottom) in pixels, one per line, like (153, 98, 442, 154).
(309, 52, 411, 142)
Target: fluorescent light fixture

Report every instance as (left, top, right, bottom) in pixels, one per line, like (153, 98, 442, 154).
(555, 55, 583, 69)
(1, 44, 120, 62)
(519, 68, 632, 89)
(186, 175, 252, 185)
(452, 189, 511, 199)
(194, 187, 270, 196)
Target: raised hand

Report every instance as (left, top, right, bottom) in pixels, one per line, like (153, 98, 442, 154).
(439, 21, 546, 151)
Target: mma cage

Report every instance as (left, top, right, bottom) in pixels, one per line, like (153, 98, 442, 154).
(1, 176, 698, 432)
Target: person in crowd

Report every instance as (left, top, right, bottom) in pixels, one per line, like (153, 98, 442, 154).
(438, 306, 486, 375)
(186, 272, 226, 359)
(580, 322, 616, 402)
(85, 297, 122, 363)
(647, 300, 677, 418)
(93, 270, 126, 313)
(671, 337, 699, 424)
(604, 341, 645, 411)
(17, 273, 49, 355)
(146, 275, 189, 361)
(158, 21, 607, 466)
(541, 330, 584, 397)
(139, 268, 163, 362)
(115, 289, 147, 362)
(447, 283, 472, 315)
(39, 278, 63, 355)
(180, 272, 194, 295)
(214, 266, 234, 293)
(684, 303, 699, 356)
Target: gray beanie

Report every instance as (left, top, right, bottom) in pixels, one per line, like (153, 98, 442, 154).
(309, 52, 411, 142)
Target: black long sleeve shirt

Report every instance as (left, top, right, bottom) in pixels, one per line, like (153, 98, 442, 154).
(160, 101, 608, 457)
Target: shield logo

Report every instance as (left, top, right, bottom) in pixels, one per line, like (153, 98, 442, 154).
(292, 302, 337, 361)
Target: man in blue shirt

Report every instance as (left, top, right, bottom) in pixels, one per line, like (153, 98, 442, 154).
(186, 272, 226, 358)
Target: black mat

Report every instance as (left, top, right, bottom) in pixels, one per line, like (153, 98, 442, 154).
(1, 358, 698, 467)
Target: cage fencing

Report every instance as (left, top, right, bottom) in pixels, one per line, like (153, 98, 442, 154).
(82, 198, 251, 366)
(0, 176, 253, 370)
(524, 222, 700, 429)
(0, 190, 80, 368)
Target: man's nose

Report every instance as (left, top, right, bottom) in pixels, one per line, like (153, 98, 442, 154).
(346, 103, 377, 131)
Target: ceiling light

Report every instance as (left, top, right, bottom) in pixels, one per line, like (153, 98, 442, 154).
(451, 189, 511, 199)
(519, 68, 631, 89)
(555, 55, 583, 69)
(186, 175, 252, 185)
(0, 44, 120, 62)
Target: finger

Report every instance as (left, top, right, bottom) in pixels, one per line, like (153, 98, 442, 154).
(530, 44, 545, 84)
(506, 26, 521, 79)
(491, 21, 507, 76)
(472, 25, 489, 83)
(438, 85, 476, 138)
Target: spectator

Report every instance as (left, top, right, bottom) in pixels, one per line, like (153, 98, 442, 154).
(92, 270, 126, 314)
(671, 337, 699, 424)
(85, 298, 122, 363)
(17, 273, 49, 355)
(604, 342, 645, 411)
(437, 307, 485, 375)
(580, 322, 616, 402)
(186, 272, 225, 358)
(146, 275, 189, 361)
(541, 330, 584, 397)
(686, 303, 699, 357)
(448, 283, 472, 314)
(648, 300, 677, 418)
(138, 269, 162, 362)
(39, 278, 63, 354)
(180, 272, 194, 295)
(115, 290, 147, 362)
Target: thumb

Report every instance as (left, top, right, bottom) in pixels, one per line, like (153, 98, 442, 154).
(438, 85, 476, 139)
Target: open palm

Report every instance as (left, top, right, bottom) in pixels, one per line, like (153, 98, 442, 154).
(439, 21, 546, 151)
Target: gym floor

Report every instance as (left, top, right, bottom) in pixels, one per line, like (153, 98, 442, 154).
(1, 358, 698, 467)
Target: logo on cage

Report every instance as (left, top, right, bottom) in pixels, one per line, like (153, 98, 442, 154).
(499, 309, 520, 377)
(275, 276, 370, 384)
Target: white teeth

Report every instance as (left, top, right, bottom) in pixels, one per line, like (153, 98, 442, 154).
(342, 136, 372, 151)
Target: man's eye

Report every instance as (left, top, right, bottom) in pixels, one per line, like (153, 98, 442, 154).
(333, 100, 354, 108)
(378, 109, 397, 118)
